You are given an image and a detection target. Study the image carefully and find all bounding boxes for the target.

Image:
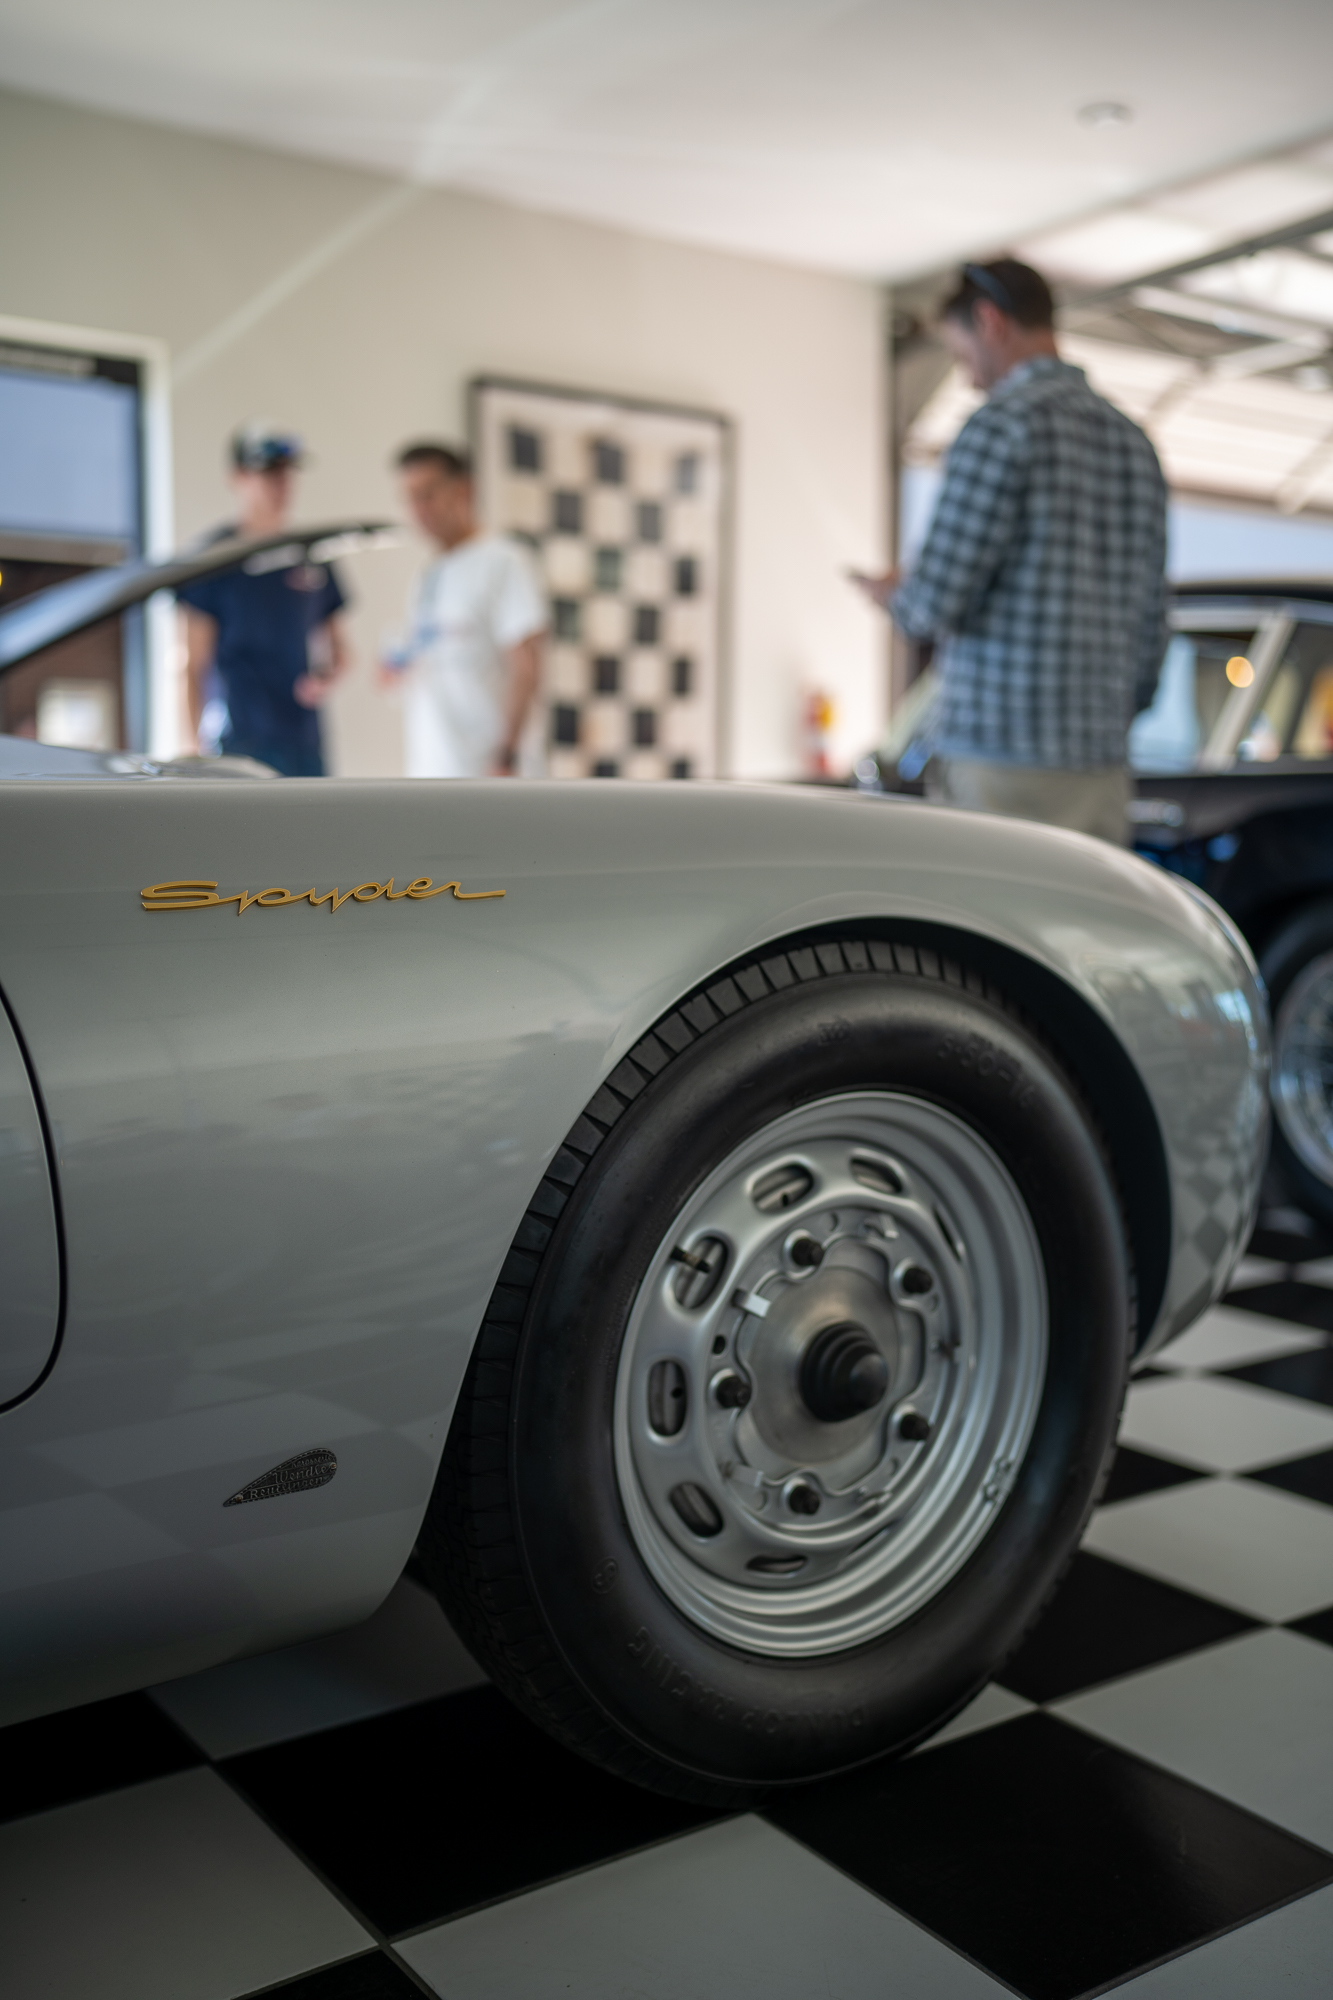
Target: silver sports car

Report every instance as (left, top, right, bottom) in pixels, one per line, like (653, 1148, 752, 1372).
(0, 532, 1267, 1803)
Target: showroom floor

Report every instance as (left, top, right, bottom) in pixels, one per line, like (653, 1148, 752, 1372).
(4, 1230, 1333, 2000)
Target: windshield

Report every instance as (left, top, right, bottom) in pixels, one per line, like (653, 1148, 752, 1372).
(1128, 626, 1260, 773)
(1236, 622, 1333, 763)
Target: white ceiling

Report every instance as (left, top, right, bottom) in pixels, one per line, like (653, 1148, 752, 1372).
(1018, 142, 1333, 298)
(3, 0, 1333, 279)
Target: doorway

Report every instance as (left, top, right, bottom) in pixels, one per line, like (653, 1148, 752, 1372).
(0, 318, 172, 754)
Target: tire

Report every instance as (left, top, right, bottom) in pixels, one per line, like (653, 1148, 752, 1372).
(1261, 899, 1333, 1228)
(418, 938, 1131, 1804)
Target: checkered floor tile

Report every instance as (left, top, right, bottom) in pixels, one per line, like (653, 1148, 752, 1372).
(5, 1231, 1333, 2000)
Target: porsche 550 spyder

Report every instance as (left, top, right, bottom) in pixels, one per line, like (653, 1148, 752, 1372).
(0, 532, 1267, 1804)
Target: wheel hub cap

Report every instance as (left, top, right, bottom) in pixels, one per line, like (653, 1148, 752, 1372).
(743, 1262, 897, 1464)
(613, 1091, 1048, 1656)
(800, 1321, 890, 1423)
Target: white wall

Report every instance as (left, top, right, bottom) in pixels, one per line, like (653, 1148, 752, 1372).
(0, 87, 887, 778)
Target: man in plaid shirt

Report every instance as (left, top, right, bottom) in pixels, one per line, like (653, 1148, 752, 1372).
(861, 259, 1167, 844)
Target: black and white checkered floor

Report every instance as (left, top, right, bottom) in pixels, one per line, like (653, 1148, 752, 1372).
(6, 1230, 1333, 2000)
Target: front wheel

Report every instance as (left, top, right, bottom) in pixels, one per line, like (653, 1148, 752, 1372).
(1263, 900, 1333, 1228)
(420, 939, 1131, 1802)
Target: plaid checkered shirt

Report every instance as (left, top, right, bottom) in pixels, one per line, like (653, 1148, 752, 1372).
(891, 357, 1167, 769)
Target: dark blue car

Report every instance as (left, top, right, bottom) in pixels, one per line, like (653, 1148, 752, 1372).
(1129, 582, 1333, 1226)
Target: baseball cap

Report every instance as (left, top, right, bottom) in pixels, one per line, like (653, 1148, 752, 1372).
(230, 422, 306, 473)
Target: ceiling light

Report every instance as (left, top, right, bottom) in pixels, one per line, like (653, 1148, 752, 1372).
(1077, 102, 1133, 129)
(1226, 657, 1255, 687)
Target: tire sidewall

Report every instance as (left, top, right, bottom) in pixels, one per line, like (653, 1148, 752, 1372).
(1261, 900, 1333, 1223)
(512, 974, 1128, 1789)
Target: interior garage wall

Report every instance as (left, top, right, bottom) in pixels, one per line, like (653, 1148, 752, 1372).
(0, 86, 887, 778)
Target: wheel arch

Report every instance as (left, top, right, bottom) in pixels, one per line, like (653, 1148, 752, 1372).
(424, 910, 1138, 1799)
(681, 916, 1172, 1350)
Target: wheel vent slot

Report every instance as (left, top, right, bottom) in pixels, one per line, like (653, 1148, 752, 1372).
(752, 1161, 814, 1213)
(648, 1360, 688, 1436)
(934, 1207, 963, 1260)
(669, 1235, 728, 1309)
(851, 1152, 904, 1196)
(747, 1553, 807, 1575)
(669, 1482, 723, 1536)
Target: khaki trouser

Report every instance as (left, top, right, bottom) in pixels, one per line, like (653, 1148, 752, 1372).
(928, 758, 1130, 846)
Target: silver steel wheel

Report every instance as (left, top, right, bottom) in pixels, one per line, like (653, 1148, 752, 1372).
(1273, 949, 1333, 1186)
(613, 1091, 1048, 1657)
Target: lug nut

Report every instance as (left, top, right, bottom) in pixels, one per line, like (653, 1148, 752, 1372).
(788, 1233, 825, 1269)
(897, 1408, 931, 1442)
(900, 1264, 934, 1296)
(713, 1370, 752, 1410)
(786, 1480, 822, 1516)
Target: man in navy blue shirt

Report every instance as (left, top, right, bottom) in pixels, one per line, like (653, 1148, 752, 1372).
(178, 426, 350, 775)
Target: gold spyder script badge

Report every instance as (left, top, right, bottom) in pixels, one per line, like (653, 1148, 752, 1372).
(142, 876, 504, 914)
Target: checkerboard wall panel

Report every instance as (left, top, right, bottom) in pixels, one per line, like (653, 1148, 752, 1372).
(472, 380, 727, 780)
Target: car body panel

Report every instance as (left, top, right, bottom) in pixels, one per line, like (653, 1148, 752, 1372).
(0, 993, 61, 1408)
(1133, 779, 1333, 937)
(0, 774, 1264, 1723)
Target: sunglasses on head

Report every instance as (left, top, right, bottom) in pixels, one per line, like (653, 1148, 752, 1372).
(962, 264, 1017, 317)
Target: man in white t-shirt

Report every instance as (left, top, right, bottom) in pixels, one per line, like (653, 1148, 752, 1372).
(385, 442, 546, 777)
